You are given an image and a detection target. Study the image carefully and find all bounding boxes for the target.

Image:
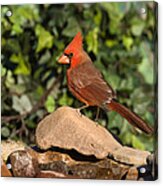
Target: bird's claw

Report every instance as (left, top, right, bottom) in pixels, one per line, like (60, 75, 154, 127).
(76, 109, 82, 117)
(95, 118, 98, 122)
(95, 121, 99, 127)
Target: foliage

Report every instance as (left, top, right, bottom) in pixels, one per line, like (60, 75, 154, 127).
(1, 2, 157, 151)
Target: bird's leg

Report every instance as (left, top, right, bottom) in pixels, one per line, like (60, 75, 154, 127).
(76, 104, 89, 116)
(95, 107, 100, 122)
(106, 111, 110, 129)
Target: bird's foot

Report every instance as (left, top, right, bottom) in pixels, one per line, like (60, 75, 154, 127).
(76, 104, 89, 117)
(76, 108, 82, 117)
(95, 121, 99, 127)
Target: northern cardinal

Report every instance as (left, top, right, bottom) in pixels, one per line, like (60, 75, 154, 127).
(58, 32, 153, 134)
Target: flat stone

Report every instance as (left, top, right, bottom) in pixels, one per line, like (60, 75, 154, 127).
(35, 106, 151, 165)
(36, 106, 121, 159)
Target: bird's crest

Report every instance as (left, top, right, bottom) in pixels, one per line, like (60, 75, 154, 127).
(65, 32, 83, 51)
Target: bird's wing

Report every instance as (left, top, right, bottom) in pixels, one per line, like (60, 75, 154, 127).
(69, 61, 116, 106)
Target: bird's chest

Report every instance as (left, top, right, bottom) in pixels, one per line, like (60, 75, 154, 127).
(67, 68, 90, 104)
(67, 68, 85, 90)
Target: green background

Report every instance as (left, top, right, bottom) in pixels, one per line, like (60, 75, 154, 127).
(1, 2, 157, 152)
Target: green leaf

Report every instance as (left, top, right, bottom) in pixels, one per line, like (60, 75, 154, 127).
(108, 112, 123, 129)
(121, 132, 133, 145)
(86, 28, 99, 54)
(27, 121, 36, 129)
(45, 95, 55, 113)
(101, 2, 130, 34)
(145, 112, 154, 125)
(9, 5, 39, 23)
(132, 135, 145, 150)
(59, 92, 73, 106)
(10, 53, 30, 75)
(119, 76, 135, 90)
(6, 38, 21, 53)
(9, 5, 39, 35)
(62, 17, 81, 37)
(1, 64, 7, 77)
(1, 127, 10, 138)
(12, 95, 32, 114)
(12, 23, 23, 34)
(131, 18, 145, 36)
(103, 70, 120, 90)
(35, 24, 54, 53)
(105, 39, 118, 48)
(131, 24, 145, 36)
(39, 50, 51, 65)
(139, 41, 154, 85)
(5, 70, 15, 88)
(9, 84, 26, 95)
(94, 8, 102, 26)
(101, 2, 130, 20)
(122, 36, 133, 51)
(138, 58, 153, 84)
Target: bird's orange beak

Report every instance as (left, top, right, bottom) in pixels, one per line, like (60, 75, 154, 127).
(58, 54, 70, 64)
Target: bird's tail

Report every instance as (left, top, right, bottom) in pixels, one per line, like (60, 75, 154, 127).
(107, 100, 153, 134)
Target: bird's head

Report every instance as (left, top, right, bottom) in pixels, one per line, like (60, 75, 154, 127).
(58, 32, 84, 68)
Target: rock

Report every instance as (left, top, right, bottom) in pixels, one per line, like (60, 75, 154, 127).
(36, 106, 121, 159)
(37, 170, 79, 178)
(10, 150, 39, 177)
(5, 145, 154, 180)
(8, 148, 130, 179)
(113, 146, 150, 165)
(1, 140, 25, 161)
(125, 167, 138, 180)
(36, 106, 150, 165)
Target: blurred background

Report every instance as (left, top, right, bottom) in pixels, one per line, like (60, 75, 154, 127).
(1, 2, 157, 152)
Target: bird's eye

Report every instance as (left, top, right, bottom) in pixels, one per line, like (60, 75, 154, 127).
(64, 53, 73, 59)
(69, 53, 73, 58)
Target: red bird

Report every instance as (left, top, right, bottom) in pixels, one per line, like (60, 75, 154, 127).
(58, 32, 153, 134)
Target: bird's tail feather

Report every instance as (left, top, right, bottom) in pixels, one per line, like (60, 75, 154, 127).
(107, 100, 153, 134)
